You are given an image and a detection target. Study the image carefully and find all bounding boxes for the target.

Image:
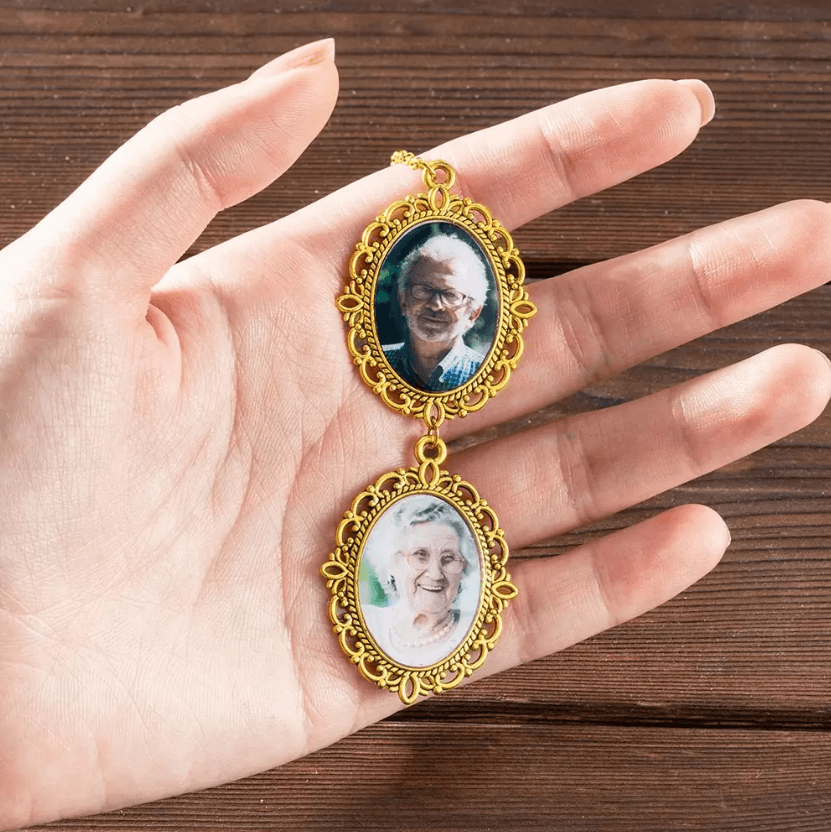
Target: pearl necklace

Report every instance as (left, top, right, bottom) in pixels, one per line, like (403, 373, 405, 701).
(391, 611, 459, 648)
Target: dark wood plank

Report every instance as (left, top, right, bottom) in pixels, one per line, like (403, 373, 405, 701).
(1, 10, 830, 260)
(6, 0, 831, 21)
(32, 722, 831, 832)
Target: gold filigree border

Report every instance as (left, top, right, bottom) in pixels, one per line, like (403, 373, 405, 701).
(320, 459, 517, 704)
(336, 152, 536, 426)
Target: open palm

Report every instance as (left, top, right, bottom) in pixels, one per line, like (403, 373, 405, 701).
(2, 39, 830, 828)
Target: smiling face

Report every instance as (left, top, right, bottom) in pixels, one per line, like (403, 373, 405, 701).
(394, 520, 467, 615)
(399, 256, 483, 345)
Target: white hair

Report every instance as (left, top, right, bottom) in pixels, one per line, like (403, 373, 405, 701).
(397, 233, 489, 307)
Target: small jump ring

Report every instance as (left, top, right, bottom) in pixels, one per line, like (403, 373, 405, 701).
(414, 434, 448, 466)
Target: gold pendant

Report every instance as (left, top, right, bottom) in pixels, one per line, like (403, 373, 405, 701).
(322, 151, 536, 703)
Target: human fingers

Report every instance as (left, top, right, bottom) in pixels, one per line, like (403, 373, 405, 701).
(450, 344, 831, 549)
(487, 504, 730, 674)
(445, 199, 831, 437)
(192, 78, 709, 292)
(433, 77, 714, 230)
(1, 39, 338, 312)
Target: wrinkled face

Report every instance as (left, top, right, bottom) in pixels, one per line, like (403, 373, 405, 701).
(399, 256, 483, 344)
(393, 521, 467, 615)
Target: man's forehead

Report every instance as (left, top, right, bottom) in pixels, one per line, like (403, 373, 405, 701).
(408, 256, 469, 289)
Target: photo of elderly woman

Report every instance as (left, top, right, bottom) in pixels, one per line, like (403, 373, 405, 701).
(375, 221, 497, 393)
(358, 494, 483, 668)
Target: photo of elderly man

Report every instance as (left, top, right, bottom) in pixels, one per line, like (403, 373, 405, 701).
(381, 229, 495, 392)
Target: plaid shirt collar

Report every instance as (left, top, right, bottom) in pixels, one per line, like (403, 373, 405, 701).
(385, 338, 485, 392)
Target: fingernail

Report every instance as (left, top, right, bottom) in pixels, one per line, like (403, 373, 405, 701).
(676, 79, 716, 126)
(248, 38, 335, 82)
(721, 521, 732, 549)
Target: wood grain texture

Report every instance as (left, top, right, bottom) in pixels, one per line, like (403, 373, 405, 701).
(35, 724, 831, 831)
(1, 7, 830, 261)
(5, 2, 831, 830)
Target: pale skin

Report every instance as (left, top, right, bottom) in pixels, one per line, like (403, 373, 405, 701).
(389, 522, 466, 641)
(397, 256, 484, 382)
(2, 37, 831, 827)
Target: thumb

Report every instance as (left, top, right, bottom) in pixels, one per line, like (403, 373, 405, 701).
(5, 38, 338, 312)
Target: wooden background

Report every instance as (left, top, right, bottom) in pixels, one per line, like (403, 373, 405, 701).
(4, 1, 831, 829)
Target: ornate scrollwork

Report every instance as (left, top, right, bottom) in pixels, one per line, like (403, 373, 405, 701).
(320, 462, 517, 704)
(336, 151, 536, 428)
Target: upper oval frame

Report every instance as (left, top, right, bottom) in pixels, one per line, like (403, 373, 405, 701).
(336, 151, 537, 426)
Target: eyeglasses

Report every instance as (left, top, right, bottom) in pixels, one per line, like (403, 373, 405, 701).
(408, 282, 471, 309)
(405, 549, 467, 574)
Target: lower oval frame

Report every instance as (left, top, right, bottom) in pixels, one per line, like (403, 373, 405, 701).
(321, 463, 518, 704)
(358, 491, 484, 670)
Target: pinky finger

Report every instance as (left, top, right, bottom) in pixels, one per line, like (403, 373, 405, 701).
(489, 504, 730, 672)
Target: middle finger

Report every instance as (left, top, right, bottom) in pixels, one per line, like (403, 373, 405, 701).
(446, 198, 831, 438)
(452, 343, 831, 549)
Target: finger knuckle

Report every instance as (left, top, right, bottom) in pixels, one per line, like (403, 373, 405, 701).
(554, 426, 602, 527)
(556, 274, 616, 384)
(151, 104, 226, 212)
(535, 111, 581, 204)
(667, 386, 709, 473)
(683, 236, 722, 330)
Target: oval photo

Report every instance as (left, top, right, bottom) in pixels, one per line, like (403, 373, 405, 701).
(374, 221, 498, 393)
(358, 493, 483, 668)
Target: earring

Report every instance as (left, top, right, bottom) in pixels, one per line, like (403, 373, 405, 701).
(321, 151, 536, 704)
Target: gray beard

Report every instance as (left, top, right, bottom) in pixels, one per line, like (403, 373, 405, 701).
(407, 315, 465, 344)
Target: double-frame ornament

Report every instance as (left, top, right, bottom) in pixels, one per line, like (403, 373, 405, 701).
(322, 151, 536, 703)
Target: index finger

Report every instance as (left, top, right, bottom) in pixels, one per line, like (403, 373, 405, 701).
(224, 77, 712, 284)
(1, 40, 339, 311)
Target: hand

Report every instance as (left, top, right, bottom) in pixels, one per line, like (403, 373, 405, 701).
(2, 38, 829, 828)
